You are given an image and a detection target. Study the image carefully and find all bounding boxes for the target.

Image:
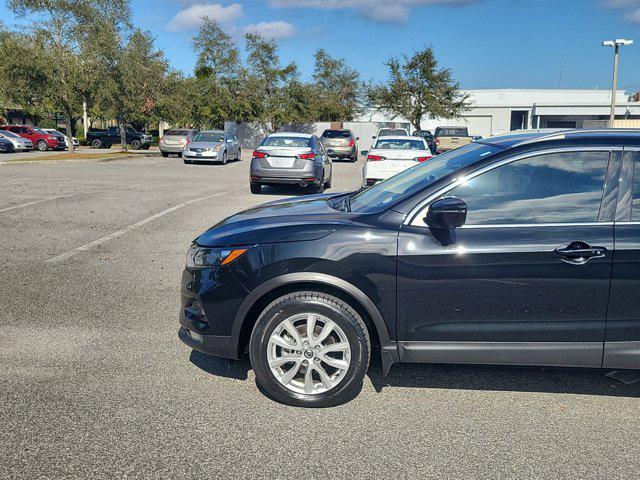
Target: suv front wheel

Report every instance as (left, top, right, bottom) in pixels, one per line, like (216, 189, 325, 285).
(249, 292, 370, 407)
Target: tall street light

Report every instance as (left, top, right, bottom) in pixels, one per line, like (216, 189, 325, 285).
(603, 38, 633, 127)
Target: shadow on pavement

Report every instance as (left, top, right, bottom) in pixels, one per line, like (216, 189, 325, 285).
(367, 360, 640, 398)
(191, 349, 640, 399)
(189, 350, 250, 381)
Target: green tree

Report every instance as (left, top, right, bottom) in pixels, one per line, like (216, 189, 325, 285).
(5, 0, 130, 152)
(367, 46, 470, 131)
(88, 22, 172, 149)
(244, 33, 299, 131)
(313, 49, 362, 121)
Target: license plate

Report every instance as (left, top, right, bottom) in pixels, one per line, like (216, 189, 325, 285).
(330, 140, 341, 146)
(269, 158, 295, 168)
(196, 153, 202, 157)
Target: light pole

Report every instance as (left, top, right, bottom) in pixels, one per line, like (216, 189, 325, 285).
(603, 39, 633, 127)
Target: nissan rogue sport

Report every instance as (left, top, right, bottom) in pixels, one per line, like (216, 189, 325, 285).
(179, 129, 640, 407)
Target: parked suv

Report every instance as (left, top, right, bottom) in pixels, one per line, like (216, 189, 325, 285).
(86, 126, 152, 149)
(0, 125, 61, 151)
(249, 133, 332, 194)
(320, 129, 358, 162)
(180, 129, 640, 407)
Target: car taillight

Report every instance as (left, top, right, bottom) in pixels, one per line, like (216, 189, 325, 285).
(415, 156, 432, 162)
(298, 153, 316, 159)
(367, 155, 385, 161)
(435, 139, 440, 145)
(348, 139, 355, 147)
(253, 150, 267, 158)
(185, 139, 190, 147)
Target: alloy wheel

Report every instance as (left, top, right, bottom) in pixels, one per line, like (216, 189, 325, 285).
(267, 313, 351, 395)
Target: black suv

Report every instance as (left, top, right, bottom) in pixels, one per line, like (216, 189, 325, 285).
(179, 129, 640, 407)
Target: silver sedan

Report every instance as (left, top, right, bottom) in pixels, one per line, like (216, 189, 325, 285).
(182, 130, 241, 165)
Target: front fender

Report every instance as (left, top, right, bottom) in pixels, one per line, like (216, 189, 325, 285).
(229, 272, 398, 373)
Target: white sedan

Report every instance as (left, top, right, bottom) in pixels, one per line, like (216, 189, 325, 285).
(362, 136, 433, 187)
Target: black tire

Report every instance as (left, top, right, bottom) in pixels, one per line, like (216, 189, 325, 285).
(250, 183, 261, 194)
(161, 151, 169, 158)
(324, 175, 332, 189)
(130, 139, 142, 150)
(221, 151, 228, 165)
(312, 181, 325, 194)
(36, 140, 49, 152)
(91, 139, 102, 149)
(249, 292, 370, 407)
(351, 154, 358, 162)
(236, 149, 241, 160)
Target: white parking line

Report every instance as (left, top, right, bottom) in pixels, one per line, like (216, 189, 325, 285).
(45, 191, 227, 264)
(0, 182, 153, 214)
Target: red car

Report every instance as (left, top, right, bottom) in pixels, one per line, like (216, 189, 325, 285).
(0, 125, 62, 151)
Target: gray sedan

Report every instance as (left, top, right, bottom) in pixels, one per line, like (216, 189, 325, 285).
(249, 132, 332, 194)
(159, 129, 198, 157)
(182, 131, 241, 164)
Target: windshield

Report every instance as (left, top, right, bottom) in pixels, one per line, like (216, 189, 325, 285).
(374, 139, 425, 150)
(262, 136, 311, 148)
(194, 132, 224, 143)
(322, 130, 351, 138)
(349, 143, 501, 213)
(35, 129, 49, 135)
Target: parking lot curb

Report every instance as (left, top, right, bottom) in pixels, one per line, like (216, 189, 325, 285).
(0, 152, 157, 165)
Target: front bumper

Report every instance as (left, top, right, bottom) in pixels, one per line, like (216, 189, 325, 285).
(183, 150, 221, 160)
(177, 266, 249, 359)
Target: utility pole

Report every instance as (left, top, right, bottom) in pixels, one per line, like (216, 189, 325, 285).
(603, 39, 633, 127)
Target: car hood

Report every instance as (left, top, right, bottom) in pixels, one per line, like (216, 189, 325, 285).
(195, 194, 355, 247)
(188, 141, 223, 149)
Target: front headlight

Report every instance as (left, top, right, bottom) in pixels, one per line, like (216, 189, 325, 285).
(213, 144, 223, 152)
(186, 245, 249, 269)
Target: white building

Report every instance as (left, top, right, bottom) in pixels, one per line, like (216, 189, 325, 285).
(357, 88, 640, 140)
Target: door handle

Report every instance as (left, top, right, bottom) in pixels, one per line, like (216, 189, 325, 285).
(554, 241, 607, 265)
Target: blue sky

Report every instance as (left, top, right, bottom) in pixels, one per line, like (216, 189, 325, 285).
(3, 0, 640, 92)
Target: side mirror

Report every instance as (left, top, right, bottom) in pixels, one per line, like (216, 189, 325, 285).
(372, 135, 376, 139)
(361, 150, 368, 156)
(426, 197, 467, 229)
(356, 137, 360, 140)
(326, 149, 334, 155)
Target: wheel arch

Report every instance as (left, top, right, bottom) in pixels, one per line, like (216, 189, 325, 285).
(230, 273, 398, 373)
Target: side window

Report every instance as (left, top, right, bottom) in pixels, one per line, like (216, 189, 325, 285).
(446, 151, 610, 225)
(631, 154, 640, 221)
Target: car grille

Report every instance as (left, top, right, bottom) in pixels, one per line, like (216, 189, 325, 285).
(189, 147, 207, 152)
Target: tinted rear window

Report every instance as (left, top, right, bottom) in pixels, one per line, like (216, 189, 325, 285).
(379, 129, 407, 136)
(374, 139, 426, 150)
(166, 130, 190, 136)
(322, 130, 351, 138)
(262, 136, 311, 148)
(437, 128, 467, 136)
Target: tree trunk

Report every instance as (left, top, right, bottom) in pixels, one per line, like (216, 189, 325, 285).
(118, 116, 128, 151)
(64, 111, 75, 154)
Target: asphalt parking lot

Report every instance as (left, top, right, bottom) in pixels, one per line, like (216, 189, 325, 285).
(2, 153, 640, 479)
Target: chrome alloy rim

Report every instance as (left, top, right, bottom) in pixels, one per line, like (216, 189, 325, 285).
(267, 313, 351, 395)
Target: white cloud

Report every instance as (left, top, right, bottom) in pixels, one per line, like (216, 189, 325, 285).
(602, 0, 640, 22)
(241, 21, 296, 39)
(167, 3, 243, 31)
(270, 0, 478, 23)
